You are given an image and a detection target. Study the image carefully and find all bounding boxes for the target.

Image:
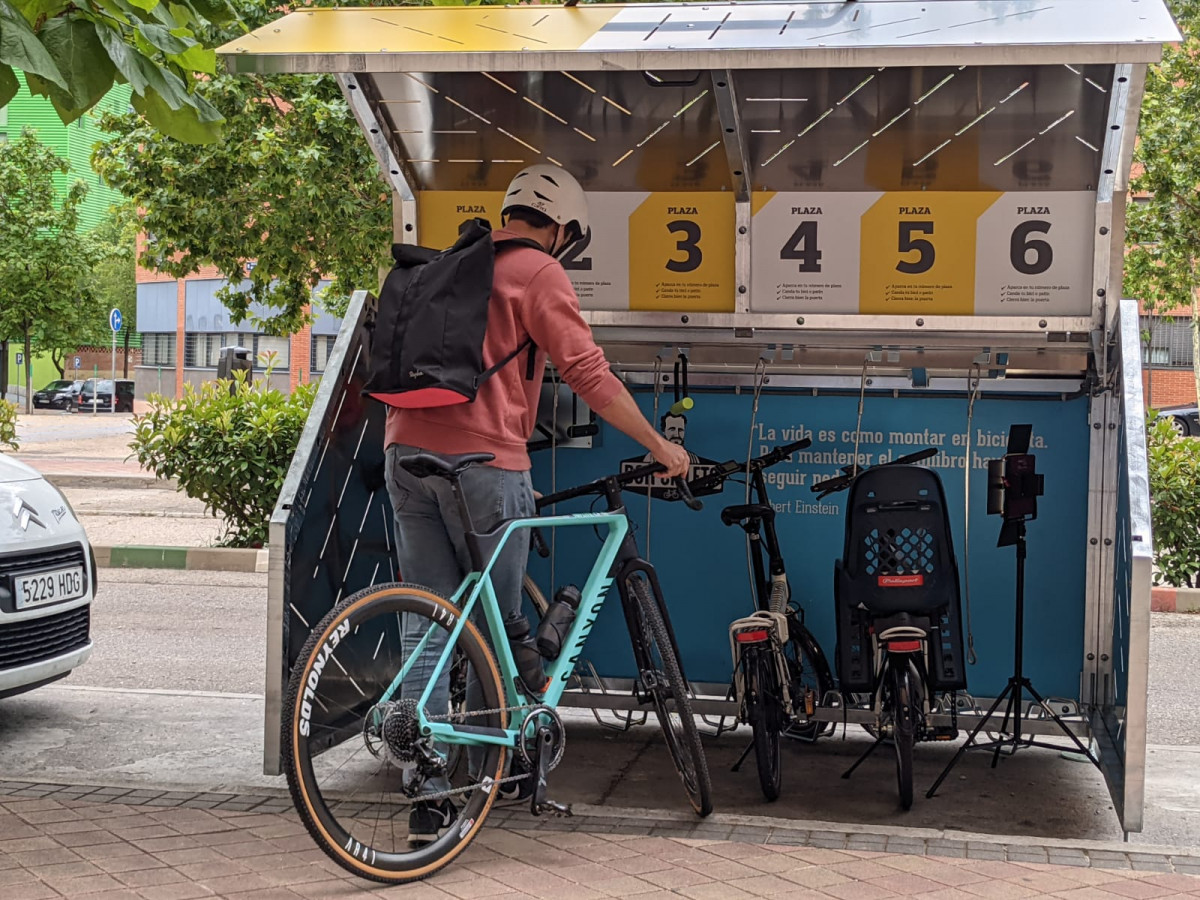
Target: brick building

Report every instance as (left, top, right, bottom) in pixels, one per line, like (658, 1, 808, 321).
(1140, 301, 1198, 409)
(134, 258, 343, 399)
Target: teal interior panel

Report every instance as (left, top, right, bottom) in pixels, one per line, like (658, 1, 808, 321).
(529, 390, 1090, 699)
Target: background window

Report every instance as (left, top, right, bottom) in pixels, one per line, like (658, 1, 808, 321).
(255, 335, 290, 370)
(311, 336, 337, 374)
(1141, 315, 1195, 369)
(142, 334, 176, 367)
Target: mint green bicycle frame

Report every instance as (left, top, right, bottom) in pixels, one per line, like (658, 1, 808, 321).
(380, 510, 630, 751)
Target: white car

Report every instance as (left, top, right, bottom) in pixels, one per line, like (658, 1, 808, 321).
(0, 454, 95, 699)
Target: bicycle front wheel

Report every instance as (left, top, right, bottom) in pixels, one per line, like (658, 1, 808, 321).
(628, 577, 713, 817)
(283, 583, 507, 884)
(745, 649, 783, 801)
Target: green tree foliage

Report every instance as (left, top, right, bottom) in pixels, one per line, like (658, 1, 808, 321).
(130, 373, 317, 547)
(0, 127, 104, 409)
(1146, 417, 1200, 587)
(93, 0, 392, 335)
(0, 0, 232, 143)
(0, 399, 18, 450)
(1125, 0, 1200, 402)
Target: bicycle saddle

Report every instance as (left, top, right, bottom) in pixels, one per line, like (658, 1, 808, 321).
(398, 451, 495, 481)
(720, 503, 774, 527)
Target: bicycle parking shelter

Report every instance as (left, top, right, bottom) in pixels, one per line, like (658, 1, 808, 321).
(219, 0, 1179, 834)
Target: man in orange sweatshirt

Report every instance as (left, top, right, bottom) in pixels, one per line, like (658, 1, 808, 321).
(385, 164, 688, 844)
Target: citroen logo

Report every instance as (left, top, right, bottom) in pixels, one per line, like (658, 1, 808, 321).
(12, 497, 45, 532)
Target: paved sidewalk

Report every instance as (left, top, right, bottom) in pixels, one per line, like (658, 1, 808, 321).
(3, 783, 1200, 900)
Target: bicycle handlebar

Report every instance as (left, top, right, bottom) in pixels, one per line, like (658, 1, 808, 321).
(535, 461, 703, 512)
(685, 437, 813, 494)
(809, 447, 940, 498)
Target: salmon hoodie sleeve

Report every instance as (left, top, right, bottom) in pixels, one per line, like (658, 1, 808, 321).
(520, 259, 624, 411)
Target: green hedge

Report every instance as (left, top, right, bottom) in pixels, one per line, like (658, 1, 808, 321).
(1147, 417, 1200, 588)
(130, 375, 316, 548)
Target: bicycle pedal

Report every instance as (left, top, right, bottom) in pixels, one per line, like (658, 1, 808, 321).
(929, 726, 959, 741)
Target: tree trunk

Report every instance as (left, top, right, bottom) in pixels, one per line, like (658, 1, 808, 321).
(23, 329, 32, 415)
(51, 350, 64, 379)
(0, 340, 8, 402)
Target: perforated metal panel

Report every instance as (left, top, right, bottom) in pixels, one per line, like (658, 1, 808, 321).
(368, 69, 730, 192)
(742, 64, 1114, 193)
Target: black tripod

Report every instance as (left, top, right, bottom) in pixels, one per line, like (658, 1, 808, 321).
(927, 519, 1098, 798)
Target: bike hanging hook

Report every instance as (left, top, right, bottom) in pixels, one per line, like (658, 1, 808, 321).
(670, 352, 693, 416)
(852, 354, 872, 479)
(962, 363, 984, 666)
(645, 354, 665, 561)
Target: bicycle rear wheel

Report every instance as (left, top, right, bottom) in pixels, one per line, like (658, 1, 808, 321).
(284, 583, 507, 884)
(745, 649, 783, 801)
(628, 577, 713, 817)
(889, 661, 916, 811)
(782, 618, 835, 741)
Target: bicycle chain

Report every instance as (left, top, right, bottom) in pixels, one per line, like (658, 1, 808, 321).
(402, 702, 553, 804)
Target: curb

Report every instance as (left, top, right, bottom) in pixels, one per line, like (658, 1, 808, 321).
(1151, 585, 1200, 613)
(45, 473, 178, 491)
(95, 544, 268, 573)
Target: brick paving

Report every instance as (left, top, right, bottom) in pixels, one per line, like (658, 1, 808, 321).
(3, 783, 1200, 899)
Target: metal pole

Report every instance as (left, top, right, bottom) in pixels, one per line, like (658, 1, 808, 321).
(92, 364, 98, 416)
(111, 330, 117, 380)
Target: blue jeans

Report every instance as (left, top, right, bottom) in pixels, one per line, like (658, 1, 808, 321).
(385, 444, 534, 794)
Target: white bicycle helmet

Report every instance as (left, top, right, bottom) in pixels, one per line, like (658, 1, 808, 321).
(501, 164, 589, 256)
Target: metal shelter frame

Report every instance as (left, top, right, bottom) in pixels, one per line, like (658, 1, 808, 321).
(219, 0, 1176, 833)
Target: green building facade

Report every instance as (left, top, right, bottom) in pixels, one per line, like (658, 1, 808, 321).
(1, 73, 134, 395)
(0, 71, 131, 230)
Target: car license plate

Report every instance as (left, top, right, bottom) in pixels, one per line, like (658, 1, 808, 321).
(14, 566, 85, 610)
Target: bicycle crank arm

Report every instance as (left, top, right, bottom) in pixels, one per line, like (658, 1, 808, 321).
(529, 726, 572, 817)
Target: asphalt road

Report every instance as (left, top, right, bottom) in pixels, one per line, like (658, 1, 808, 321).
(74, 569, 268, 695)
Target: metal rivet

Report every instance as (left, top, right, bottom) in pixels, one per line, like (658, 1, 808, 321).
(1094, 422, 1102, 430)
(1039, 320, 1047, 328)
(681, 315, 689, 324)
(796, 316, 805, 325)
(738, 285, 747, 294)
(1090, 537, 1099, 545)
(1099, 226, 1109, 235)
(738, 226, 747, 235)
(1101, 654, 1110, 662)
(916, 318, 924, 327)
(1104, 538, 1113, 546)
(1087, 652, 1095, 661)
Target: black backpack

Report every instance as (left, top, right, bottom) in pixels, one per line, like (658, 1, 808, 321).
(364, 219, 543, 409)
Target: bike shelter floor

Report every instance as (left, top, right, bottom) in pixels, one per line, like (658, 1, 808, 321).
(546, 711, 1125, 843)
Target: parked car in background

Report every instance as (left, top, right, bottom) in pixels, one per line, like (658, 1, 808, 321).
(1156, 405, 1200, 437)
(32, 380, 83, 411)
(74, 379, 135, 413)
(0, 454, 95, 699)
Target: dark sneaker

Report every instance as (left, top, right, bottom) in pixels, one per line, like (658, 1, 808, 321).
(407, 798, 457, 847)
(496, 747, 535, 804)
